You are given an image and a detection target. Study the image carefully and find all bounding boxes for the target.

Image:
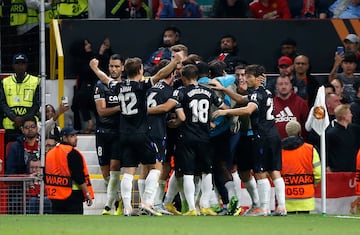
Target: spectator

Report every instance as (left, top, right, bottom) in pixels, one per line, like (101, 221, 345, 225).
(329, 51, 360, 103)
(42, 104, 69, 142)
(331, 77, 351, 104)
(343, 34, 360, 57)
(211, 0, 249, 18)
(293, 55, 325, 107)
(0, 53, 40, 145)
(326, 104, 360, 172)
(274, 75, 309, 139)
(45, 127, 94, 214)
(280, 38, 299, 62)
(144, 26, 181, 76)
(287, 0, 330, 18)
(71, 38, 112, 133)
(53, 0, 88, 19)
(350, 80, 360, 126)
(156, 0, 203, 18)
(281, 120, 321, 214)
(329, 0, 360, 18)
(266, 56, 307, 100)
(5, 116, 40, 175)
(249, 0, 292, 19)
(45, 135, 57, 154)
(207, 34, 247, 74)
(26, 155, 52, 214)
(109, 0, 151, 19)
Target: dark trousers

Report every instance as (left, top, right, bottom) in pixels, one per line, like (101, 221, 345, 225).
(51, 190, 84, 214)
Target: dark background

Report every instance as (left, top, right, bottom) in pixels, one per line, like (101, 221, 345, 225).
(59, 18, 348, 78)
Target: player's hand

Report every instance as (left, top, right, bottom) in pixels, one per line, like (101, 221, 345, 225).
(89, 58, 99, 71)
(173, 53, 182, 64)
(85, 194, 93, 206)
(212, 110, 227, 119)
(259, 74, 266, 85)
(208, 80, 224, 91)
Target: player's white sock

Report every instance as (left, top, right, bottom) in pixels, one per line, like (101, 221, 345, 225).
(121, 173, 134, 210)
(137, 179, 145, 202)
(257, 178, 271, 212)
(200, 173, 213, 209)
(232, 171, 242, 207)
(244, 176, 260, 208)
(163, 172, 178, 204)
(104, 175, 110, 188)
(105, 171, 120, 208)
(183, 174, 196, 211)
(142, 169, 161, 205)
(194, 176, 201, 209)
(273, 177, 286, 209)
(154, 180, 166, 205)
(225, 180, 236, 199)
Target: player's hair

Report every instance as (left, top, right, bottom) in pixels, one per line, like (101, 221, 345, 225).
(110, 54, 125, 64)
(170, 44, 188, 56)
(181, 64, 198, 80)
(124, 57, 142, 78)
(245, 64, 266, 77)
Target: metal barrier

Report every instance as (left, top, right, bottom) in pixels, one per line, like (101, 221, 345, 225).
(0, 176, 39, 214)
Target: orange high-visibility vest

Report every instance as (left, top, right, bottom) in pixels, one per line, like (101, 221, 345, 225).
(45, 144, 94, 200)
(356, 150, 360, 195)
(281, 143, 315, 199)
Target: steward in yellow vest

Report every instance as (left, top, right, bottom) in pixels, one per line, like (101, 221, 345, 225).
(53, 0, 88, 19)
(0, 53, 40, 143)
(45, 127, 94, 214)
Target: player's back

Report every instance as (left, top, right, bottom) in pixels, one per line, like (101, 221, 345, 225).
(147, 80, 174, 139)
(116, 79, 152, 134)
(248, 86, 278, 136)
(176, 83, 223, 142)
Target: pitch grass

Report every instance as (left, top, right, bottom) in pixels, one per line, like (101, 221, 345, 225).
(0, 214, 359, 235)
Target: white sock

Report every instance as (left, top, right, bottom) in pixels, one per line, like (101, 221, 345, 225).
(105, 171, 120, 208)
(232, 171, 242, 207)
(244, 176, 260, 208)
(176, 176, 186, 205)
(104, 175, 110, 188)
(257, 178, 271, 212)
(225, 180, 236, 199)
(209, 189, 220, 208)
(137, 179, 146, 202)
(200, 173, 213, 209)
(154, 180, 166, 205)
(121, 173, 133, 210)
(183, 175, 195, 211)
(273, 177, 286, 209)
(194, 176, 201, 209)
(163, 172, 178, 204)
(142, 169, 161, 205)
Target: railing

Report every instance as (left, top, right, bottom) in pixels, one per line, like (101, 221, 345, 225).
(0, 176, 38, 214)
(49, 19, 65, 128)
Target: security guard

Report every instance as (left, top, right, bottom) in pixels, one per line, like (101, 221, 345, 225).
(0, 53, 40, 144)
(45, 127, 94, 214)
(281, 120, 321, 214)
(53, 0, 88, 19)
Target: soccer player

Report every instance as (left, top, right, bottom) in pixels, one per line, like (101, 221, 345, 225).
(148, 64, 227, 216)
(94, 54, 124, 215)
(213, 64, 286, 216)
(90, 54, 181, 216)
